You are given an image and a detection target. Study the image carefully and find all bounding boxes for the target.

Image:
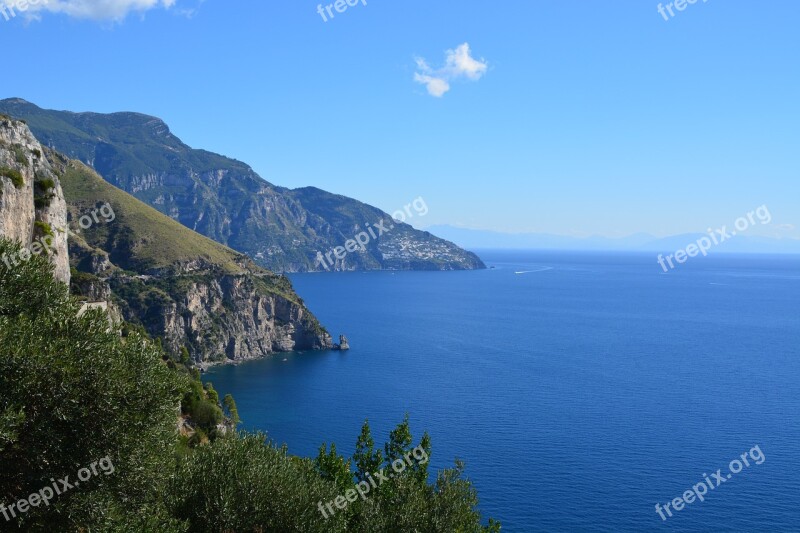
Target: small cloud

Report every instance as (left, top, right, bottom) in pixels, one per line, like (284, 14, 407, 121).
(413, 73, 450, 97)
(445, 43, 489, 80)
(21, 0, 178, 21)
(776, 223, 796, 231)
(414, 43, 488, 98)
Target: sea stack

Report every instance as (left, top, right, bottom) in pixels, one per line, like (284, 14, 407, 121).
(334, 335, 350, 351)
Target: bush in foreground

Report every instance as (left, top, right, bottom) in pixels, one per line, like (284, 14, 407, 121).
(0, 239, 185, 530)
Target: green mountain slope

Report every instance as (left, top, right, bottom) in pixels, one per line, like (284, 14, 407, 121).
(56, 154, 250, 274)
(0, 98, 485, 272)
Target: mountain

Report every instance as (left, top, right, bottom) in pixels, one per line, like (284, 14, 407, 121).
(0, 98, 485, 272)
(428, 225, 800, 254)
(288, 187, 485, 270)
(0, 116, 333, 365)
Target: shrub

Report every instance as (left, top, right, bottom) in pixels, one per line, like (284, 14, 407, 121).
(33, 176, 56, 208)
(33, 221, 53, 237)
(182, 379, 224, 440)
(34, 196, 52, 209)
(0, 166, 24, 188)
(12, 145, 28, 167)
(204, 382, 220, 404)
(168, 434, 349, 533)
(36, 177, 55, 190)
(190, 401, 223, 432)
(166, 422, 500, 533)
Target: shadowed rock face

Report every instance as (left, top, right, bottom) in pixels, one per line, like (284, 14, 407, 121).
(0, 98, 485, 273)
(0, 117, 70, 285)
(105, 270, 333, 364)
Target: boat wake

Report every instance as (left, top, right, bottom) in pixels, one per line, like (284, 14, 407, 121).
(515, 267, 554, 275)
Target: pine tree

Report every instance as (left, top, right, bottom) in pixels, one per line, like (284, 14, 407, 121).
(223, 394, 241, 426)
(385, 414, 413, 468)
(314, 442, 352, 492)
(353, 419, 383, 481)
(179, 346, 191, 365)
(412, 431, 432, 483)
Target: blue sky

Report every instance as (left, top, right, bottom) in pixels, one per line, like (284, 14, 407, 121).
(1, 0, 798, 238)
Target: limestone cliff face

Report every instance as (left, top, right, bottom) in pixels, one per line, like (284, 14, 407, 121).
(101, 268, 333, 365)
(0, 117, 69, 284)
(147, 274, 332, 363)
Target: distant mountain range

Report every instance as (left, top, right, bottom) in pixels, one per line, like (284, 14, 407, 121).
(427, 225, 800, 254)
(0, 98, 484, 272)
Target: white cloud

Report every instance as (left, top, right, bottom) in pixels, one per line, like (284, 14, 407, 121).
(21, 0, 177, 21)
(413, 73, 450, 98)
(444, 43, 488, 80)
(414, 43, 488, 98)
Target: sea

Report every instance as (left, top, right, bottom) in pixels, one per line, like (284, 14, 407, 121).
(204, 250, 800, 532)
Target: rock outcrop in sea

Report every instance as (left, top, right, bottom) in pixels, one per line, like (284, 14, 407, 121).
(333, 335, 350, 351)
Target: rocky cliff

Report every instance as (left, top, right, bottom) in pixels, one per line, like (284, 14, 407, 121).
(0, 116, 69, 284)
(52, 154, 333, 365)
(107, 269, 331, 364)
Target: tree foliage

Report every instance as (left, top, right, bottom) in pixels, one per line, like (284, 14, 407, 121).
(0, 239, 185, 530)
(354, 419, 383, 482)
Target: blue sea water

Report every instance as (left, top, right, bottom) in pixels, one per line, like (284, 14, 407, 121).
(204, 251, 800, 532)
